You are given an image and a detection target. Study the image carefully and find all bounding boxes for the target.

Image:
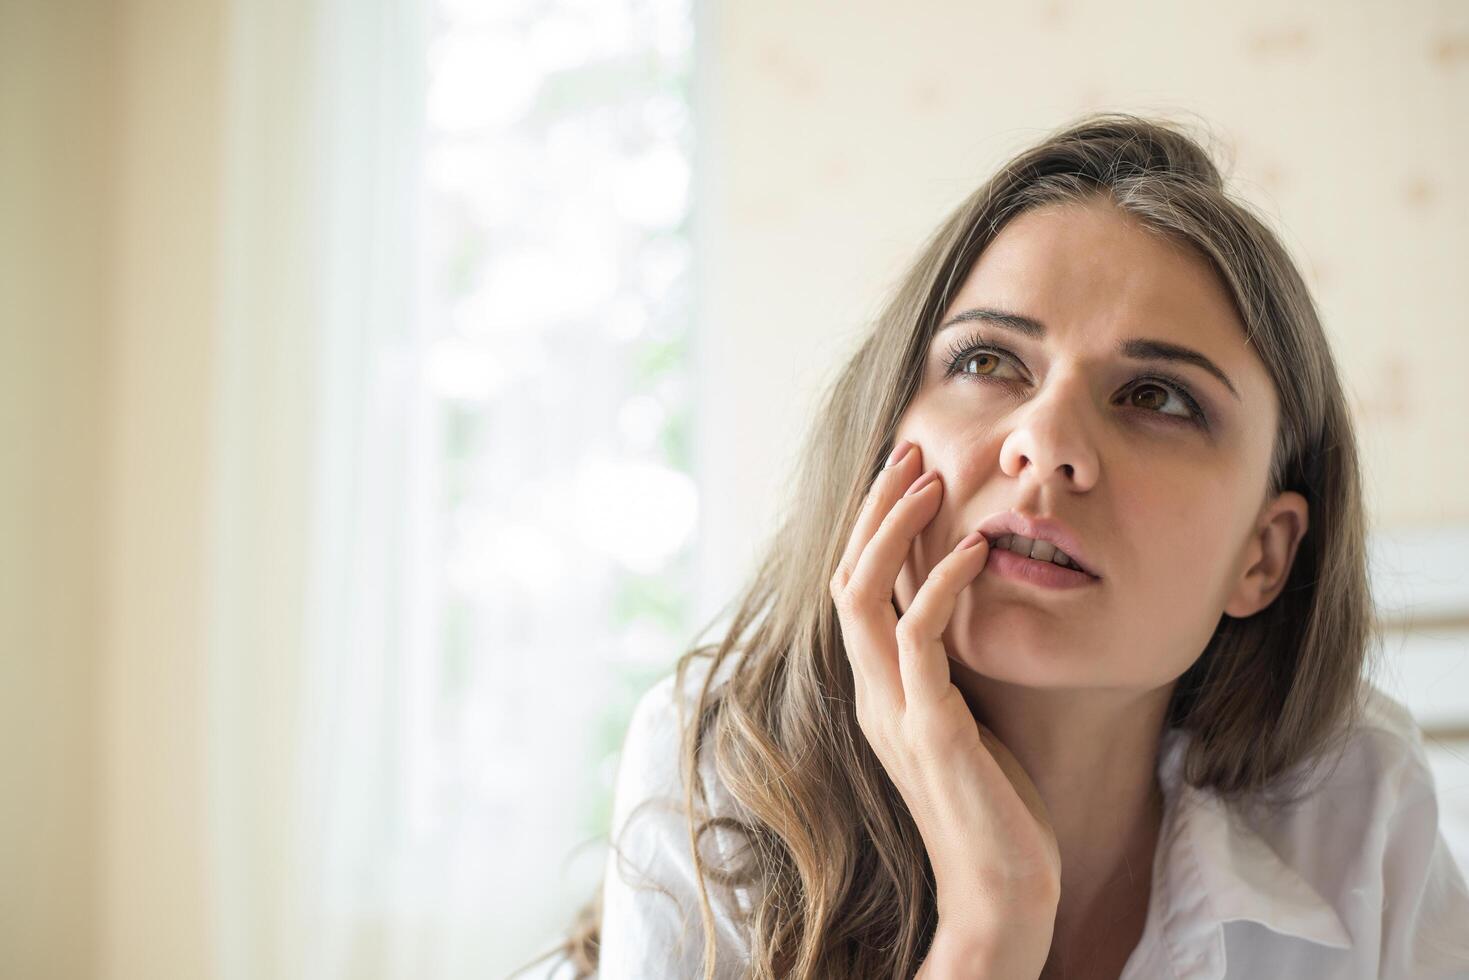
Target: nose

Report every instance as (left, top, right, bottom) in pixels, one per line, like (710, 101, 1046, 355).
(997, 372, 1099, 491)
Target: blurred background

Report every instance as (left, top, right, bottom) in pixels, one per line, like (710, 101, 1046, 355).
(2, 0, 1467, 977)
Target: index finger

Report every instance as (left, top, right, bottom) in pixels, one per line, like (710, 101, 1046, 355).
(831, 440, 920, 595)
(831, 440, 925, 710)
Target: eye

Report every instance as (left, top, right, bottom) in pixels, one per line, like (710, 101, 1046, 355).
(949, 347, 1023, 382)
(940, 330, 1210, 429)
(1120, 379, 1205, 425)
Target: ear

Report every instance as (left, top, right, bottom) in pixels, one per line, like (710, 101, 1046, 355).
(1223, 491, 1310, 618)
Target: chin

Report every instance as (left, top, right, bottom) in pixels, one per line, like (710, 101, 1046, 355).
(948, 632, 1103, 678)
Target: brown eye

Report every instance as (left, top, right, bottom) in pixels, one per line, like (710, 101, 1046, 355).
(963, 353, 1003, 376)
(940, 334, 1026, 382)
(1130, 385, 1168, 410)
(950, 348, 1023, 380)
(1123, 381, 1198, 424)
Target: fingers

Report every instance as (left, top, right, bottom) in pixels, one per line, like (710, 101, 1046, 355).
(831, 440, 926, 709)
(832, 440, 920, 596)
(839, 450, 946, 709)
(896, 528, 989, 710)
(846, 464, 942, 613)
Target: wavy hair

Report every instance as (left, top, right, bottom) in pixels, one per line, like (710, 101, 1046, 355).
(516, 110, 1378, 979)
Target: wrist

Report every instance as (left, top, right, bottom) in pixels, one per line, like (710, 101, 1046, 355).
(916, 925, 992, 978)
(917, 920, 1053, 980)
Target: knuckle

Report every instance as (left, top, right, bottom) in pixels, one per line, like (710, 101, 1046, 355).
(923, 563, 953, 589)
(844, 581, 888, 609)
(910, 705, 963, 749)
(832, 583, 858, 614)
(853, 485, 881, 526)
(875, 503, 907, 533)
(867, 704, 897, 740)
(893, 616, 923, 648)
(828, 568, 847, 600)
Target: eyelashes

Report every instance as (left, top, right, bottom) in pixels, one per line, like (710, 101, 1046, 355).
(939, 330, 1211, 430)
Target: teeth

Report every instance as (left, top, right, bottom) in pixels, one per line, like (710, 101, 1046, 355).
(992, 533, 1080, 571)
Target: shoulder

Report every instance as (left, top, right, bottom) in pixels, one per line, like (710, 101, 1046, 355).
(609, 651, 752, 872)
(1243, 680, 1469, 971)
(1333, 679, 1442, 804)
(625, 653, 729, 745)
(614, 653, 737, 809)
(1258, 680, 1440, 833)
(1355, 679, 1431, 757)
(1349, 681, 1469, 971)
(598, 653, 755, 979)
(1207, 680, 1452, 904)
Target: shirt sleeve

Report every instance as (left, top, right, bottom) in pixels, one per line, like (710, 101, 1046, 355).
(1377, 726, 1469, 979)
(597, 671, 752, 980)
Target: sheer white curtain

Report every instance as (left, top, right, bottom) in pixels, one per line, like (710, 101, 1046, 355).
(205, 0, 698, 977)
(206, 0, 432, 974)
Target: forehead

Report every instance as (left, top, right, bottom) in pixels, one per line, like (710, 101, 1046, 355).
(947, 200, 1248, 352)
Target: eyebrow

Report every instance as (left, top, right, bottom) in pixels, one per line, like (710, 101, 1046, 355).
(935, 307, 1241, 402)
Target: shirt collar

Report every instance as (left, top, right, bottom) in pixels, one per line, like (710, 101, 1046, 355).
(1155, 726, 1354, 951)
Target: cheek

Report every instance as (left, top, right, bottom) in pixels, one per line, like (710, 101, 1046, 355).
(894, 422, 996, 529)
(1120, 474, 1243, 662)
(1128, 464, 1243, 574)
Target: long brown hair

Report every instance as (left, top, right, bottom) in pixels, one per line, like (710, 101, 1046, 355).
(515, 110, 1378, 979)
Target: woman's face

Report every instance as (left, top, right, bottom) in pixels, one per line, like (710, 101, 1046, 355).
(892, 198, 1308, 690)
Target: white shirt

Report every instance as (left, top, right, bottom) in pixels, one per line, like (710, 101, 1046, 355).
(594, 657, 1469, 979)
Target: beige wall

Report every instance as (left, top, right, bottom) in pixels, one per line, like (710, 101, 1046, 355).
(1, 0, 221, 977)
(0, 2, 111, 977)
(102, 0, 222, 975)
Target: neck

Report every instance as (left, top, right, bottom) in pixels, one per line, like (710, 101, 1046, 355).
(947, 659, 1173, 951)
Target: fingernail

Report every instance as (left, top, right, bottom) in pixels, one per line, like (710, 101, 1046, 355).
(903, 469, 938, 497)
(884, 440, 913, 469)
(955, 530, 986, 551)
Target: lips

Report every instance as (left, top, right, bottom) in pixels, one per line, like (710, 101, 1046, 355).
(975, 511, 1101, 579)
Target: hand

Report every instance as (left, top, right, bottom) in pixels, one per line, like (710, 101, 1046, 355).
(829, 440, 1061, 969)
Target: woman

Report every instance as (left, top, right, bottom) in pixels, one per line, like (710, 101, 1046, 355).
(520, 112, 1469, 979)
